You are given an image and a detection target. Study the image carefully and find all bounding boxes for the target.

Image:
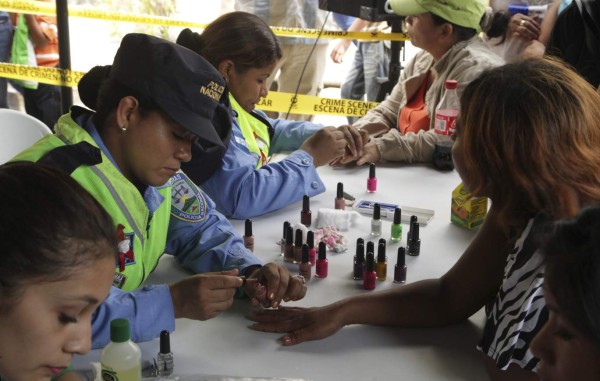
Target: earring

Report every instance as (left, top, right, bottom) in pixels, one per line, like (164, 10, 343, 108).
(119, 125, 127, 132)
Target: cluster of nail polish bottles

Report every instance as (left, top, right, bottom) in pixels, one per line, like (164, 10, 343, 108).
(354, 235, 409, 289)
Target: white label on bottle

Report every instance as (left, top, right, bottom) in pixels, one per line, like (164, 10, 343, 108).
(434, 109, 458, 136)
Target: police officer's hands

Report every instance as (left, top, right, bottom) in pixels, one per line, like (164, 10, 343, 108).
(169, 269, 244, 321)
(329, 125, 369, 166)
(299, 126, 347, 167)
(244, 263, 307, 308)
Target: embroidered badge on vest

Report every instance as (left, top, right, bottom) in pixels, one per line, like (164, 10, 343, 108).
(170, 172, 207, 222)
(113, 272, 127, 289)
(116, 224, 136, 272)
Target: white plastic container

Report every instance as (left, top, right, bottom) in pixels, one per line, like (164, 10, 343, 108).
(101, 318, 142, 381)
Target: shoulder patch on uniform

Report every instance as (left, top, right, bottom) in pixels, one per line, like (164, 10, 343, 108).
(170, 172, 207, 222)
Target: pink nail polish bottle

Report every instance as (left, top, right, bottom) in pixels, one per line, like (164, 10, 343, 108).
(367, 163, 377, 193)
(316, 242, 328, 278)
(364, 252, 376, 290)
(335, 182, 345, 210)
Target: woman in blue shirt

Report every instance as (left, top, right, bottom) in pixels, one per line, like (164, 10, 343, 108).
(16, 33, 307, 349)
(177, 12, 364, 219)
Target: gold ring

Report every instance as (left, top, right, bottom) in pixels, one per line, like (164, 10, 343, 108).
(520, 20, 526, 26)
(295, 275, 306, 285)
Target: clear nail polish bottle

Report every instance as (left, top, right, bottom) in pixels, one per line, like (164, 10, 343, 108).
(371, 203, 382, 236)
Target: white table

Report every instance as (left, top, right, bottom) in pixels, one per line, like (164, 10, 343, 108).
(74, 163, 489, 381)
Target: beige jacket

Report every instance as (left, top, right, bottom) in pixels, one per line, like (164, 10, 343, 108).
(353, 37, 504, 163)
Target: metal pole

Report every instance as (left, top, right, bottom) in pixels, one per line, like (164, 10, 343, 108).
(55, 0, 72, 113)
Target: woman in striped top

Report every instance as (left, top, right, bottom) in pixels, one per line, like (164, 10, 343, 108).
(249, 57, 600, 380)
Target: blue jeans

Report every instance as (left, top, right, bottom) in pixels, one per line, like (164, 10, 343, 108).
(0, 14, 13, 108)
(340, 41, 389, 124)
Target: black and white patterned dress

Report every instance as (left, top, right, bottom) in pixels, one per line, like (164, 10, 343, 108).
(478, 216, 549, 371)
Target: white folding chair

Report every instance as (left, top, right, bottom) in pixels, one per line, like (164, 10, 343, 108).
(0, 109, 53, 164)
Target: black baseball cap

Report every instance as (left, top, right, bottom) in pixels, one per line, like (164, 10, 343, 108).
(109, 33, 231, 150)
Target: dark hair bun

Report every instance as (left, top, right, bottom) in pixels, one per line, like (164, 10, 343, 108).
(177, 28, 203, 52)
(78, 65, 112, 110)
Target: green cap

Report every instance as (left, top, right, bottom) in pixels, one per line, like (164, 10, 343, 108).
(110, 318, 131, 343)
(389, 0, 486, 31)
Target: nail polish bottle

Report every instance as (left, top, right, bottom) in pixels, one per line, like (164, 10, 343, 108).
(156, 330, 174, 376)
(353, 242, 365, 280)
(365, 241, 374, 278)
(294, 229, 304, 263)
(356, 237, 364, 259)
(390, 207, 402, 243)
(367, 163, 377, 193)
(280, 221, 290, 256)
(307, 231, 317, 266)
(394, 247, 407, 284)
(371, 203, 382, 236)
(316, 241, 328, 278)
(335, 182, 345, 210)
(301, 195, 311, 227)
(299, 244, 312, 281)
(408, 222, 421, 256)
(407, 215, 418, 242)
(284, 225, 294, 263)
(364, 252, 376, 290)
(366, 241, 374, 260)
(376, 239, 387, 281)
(243, 219, 254, 252)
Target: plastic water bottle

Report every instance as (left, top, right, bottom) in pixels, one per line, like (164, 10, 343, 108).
(101, 318, 142, 381)
(432, 79, 459, 171)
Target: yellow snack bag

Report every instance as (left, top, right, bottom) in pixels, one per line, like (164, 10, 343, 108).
(451, 182, 488, 229)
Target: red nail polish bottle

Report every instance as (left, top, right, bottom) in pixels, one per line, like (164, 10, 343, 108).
(316, 242, 328, 278)
(301, 195, 311, 227)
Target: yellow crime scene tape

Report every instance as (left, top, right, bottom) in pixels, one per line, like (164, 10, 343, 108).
(0, 62, 84, 87)
(0, 63, 380, 116)
(0, 0, 401, 116)
(258, 91, 379, 117)
(0, 0, 410, 41)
